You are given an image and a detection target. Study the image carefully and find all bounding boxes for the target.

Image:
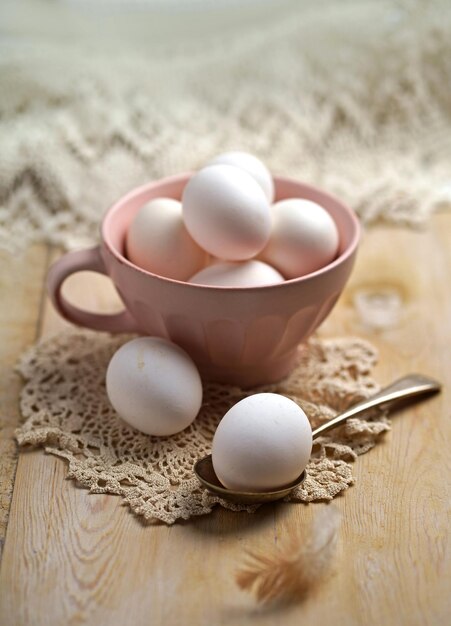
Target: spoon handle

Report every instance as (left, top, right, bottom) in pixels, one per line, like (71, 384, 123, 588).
(311, 374, 441, 439)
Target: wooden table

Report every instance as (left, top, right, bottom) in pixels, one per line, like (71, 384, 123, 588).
(0, 215, 450, 625)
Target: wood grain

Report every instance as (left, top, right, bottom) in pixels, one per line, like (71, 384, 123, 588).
(0, 245, 50, 558)
(0, 216, 450, 625)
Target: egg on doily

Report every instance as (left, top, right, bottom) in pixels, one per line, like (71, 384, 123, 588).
(106, 337, 202, 437)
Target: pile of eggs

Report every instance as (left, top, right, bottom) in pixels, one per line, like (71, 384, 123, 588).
(106, 152, 342, 491)
(126, 151, 339, 286)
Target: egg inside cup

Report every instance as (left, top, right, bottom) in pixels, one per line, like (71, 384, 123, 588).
(50, 173, 360, 388)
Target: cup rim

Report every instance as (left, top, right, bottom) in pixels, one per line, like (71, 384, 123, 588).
(101, 172, 361, 291)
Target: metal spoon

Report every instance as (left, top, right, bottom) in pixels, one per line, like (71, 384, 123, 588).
(194, 374, 441, 505)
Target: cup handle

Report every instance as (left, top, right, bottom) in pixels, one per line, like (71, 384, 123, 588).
(47, 246, 139, 333)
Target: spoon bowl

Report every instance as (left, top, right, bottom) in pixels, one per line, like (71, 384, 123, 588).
(194, 374, 441, 504)
(195, 455, 307, 504)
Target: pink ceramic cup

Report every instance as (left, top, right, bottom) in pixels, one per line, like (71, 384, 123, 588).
(47, 173, 360, 387)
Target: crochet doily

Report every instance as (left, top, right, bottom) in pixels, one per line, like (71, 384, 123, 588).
(16, 330, 390, 524)
(1, 0, 451, 252)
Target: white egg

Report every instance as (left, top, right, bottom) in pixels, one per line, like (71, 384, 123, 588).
(206, 151, 274, 203)
(212, 393, 312, 492)
(182, 164, 272, 261)
(260, 199, 340, 279)
(106, 337, 203, 437)
(189, 259, 284, 287)
(126, 198, 208, 281)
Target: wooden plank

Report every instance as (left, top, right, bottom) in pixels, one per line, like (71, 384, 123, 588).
(313, 215, 451, 626)
(1, 217, 450, 625)
(0, 245, 50, 559)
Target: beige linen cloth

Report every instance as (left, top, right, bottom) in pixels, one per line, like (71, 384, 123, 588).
(0, 0, 450, 252)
